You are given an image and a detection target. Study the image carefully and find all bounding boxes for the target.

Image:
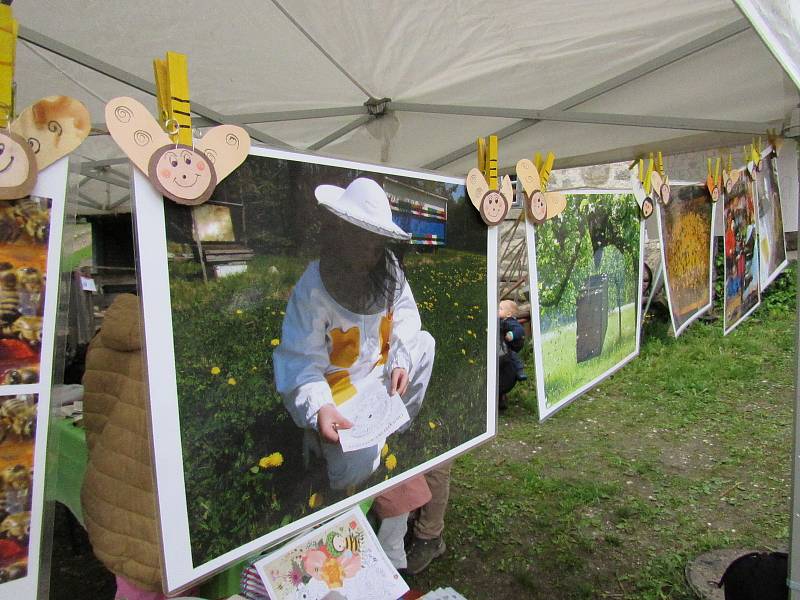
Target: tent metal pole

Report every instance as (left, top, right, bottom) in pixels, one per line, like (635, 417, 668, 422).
(308, 115, 373, 151)
(392, 102, 772, 135)
(423, 18, 750, 170)
(18, 26, 291, 148)
(790, 130, 800, 600)
(227, 106, 368, 124)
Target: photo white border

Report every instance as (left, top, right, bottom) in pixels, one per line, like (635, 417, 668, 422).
(526, 189, 644, 422)
(655, 183, 717, 338)
(0, 157, 68, 600)
(133, 145, 498, 593)
(756, 146, 789, 291)
(723, 171, 762, 336)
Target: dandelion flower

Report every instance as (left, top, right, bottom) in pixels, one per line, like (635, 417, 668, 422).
(461, 348, 466, 355)
(381, 443, 389, 458)
(210, 366, 221, 375)
(228, 377, 237, 386)
(236, 309, 243, 315)
(468, 359, 475, 365)
(258, 452, 284, 469)
(309, 492, 323, 508)
(385, 453, 397, 471)
(271, 338, 281, 347)
(453, 302, 459, 307)
(467, 329, 473, 335)
(428, 421, 437, 430)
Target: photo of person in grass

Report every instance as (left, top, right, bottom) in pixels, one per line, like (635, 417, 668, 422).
(151, 149, 492, 572)
(274, 177, 435, 490)
(526, 192, 642, 420)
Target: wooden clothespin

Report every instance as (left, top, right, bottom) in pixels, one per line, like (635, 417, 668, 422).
(538, 152, 555, 193)
(0, 5, 17, 128)
(642, 154, 654, 195)
(153, 51, 192, 145)
(468, 135, 511, 226)
(633, 156, 655, 218)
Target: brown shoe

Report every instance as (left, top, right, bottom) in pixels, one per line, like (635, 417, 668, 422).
(405, 535, 446, 575)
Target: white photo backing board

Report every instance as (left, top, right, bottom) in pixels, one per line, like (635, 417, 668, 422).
(133, 145, 498, 593)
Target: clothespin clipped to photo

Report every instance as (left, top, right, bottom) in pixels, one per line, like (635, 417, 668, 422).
(515, 151, 566, 224)
(628, 156, 654, 219)
(467, 135, 512, 226)
(0, 5, 90, 201)
(106, 52, 251, 206)
(766, 128, 783, 157)
(722, 151, 738, 194)
(650, 150, 670, 205)
(705, 157, 721, 203)
(751, 136, 763, 172)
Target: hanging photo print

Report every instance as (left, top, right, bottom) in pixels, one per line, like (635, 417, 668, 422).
(656, 184, 716, 336)
(0, 159, 67, 600)
(133, 146, 497, 592)
(526, 191, 643, 420)
(723, 169, 760, 335)
(753, 147, 787, 290)
(254, 508, 409, 600)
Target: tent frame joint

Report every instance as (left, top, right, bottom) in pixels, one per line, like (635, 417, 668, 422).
(364, 97, 392, 116)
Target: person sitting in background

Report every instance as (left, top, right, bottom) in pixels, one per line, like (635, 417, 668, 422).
(498, 299, 526, 382)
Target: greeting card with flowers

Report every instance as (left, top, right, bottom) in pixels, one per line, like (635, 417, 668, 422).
(254, 508, 408, 600)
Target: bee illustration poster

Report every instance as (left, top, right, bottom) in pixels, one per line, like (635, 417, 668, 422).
(754, 148, 787, 290)
(254, 508, 408, 600)
(0, 159, 67, 600)
(656, 184, 716, 337)
(723, 170, 761, 335)
(133, 146, 497, 592)
(526, 191, 643, 421)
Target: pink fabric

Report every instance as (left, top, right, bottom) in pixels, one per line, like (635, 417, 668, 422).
(115, 576, 195, 600)
(372, 475, 432, 519)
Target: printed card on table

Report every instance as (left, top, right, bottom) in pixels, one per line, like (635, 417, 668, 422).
(255, 508, 408, 600)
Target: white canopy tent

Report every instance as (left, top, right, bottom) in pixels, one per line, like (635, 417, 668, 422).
(12, 1, 800, 217)
(13, 0, 800, 594)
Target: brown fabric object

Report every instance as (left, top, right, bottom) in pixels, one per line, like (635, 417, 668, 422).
(80, 293, 162, 591)
(414, 461, 452, 540)
(372, 475, 432, 519)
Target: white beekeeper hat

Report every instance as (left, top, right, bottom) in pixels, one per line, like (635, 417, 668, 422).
(315, 177, 411, 241)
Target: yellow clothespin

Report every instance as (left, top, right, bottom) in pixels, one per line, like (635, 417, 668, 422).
(642, 154, 654, 195)
(153, 51, 192, 145)
(656, 151, 665, 178)
(0, 5, 17, 128)
(476, 135, 498, 189)
(538, 152, 555, 192)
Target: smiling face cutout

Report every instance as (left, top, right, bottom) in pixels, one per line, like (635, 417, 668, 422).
(0, 131, 36, 200)
(106, 97, 250, 206)
(465, 168, 511, 226)
(148, 144, 217, 205)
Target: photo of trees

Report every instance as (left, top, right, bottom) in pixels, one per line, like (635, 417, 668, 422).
(528, 193, 642, 419)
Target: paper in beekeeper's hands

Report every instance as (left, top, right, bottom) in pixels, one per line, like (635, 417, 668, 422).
(337, 378, 409, 452)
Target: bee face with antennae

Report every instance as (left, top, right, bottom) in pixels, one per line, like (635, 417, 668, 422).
(0, 132, 36, 200)
(148, 144, 217, 205)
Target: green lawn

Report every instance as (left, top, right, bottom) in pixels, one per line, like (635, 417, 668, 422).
(541, 303, 638, 408)
(408, 266, 796, 599)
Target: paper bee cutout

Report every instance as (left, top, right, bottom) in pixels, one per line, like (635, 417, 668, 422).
(706, 158, 721, 203)
(105, 97, 250, 205)
(629, 168, 653, 220)
(465, 168, 512, 226)
(0, 96, 90, 200)
(515, 159, 566, 224)
(650, 170, 670, 206)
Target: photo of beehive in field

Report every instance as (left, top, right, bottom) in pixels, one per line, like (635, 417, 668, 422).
(658, 184, 715, 335)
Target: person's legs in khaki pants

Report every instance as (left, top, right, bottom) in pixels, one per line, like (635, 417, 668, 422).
(406, 462, 452, 574)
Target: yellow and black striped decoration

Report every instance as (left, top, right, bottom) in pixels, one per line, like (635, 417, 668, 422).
(153, 51, 192, 145)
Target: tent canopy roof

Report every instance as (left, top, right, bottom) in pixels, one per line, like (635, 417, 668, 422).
(15, 0, 800, 213)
